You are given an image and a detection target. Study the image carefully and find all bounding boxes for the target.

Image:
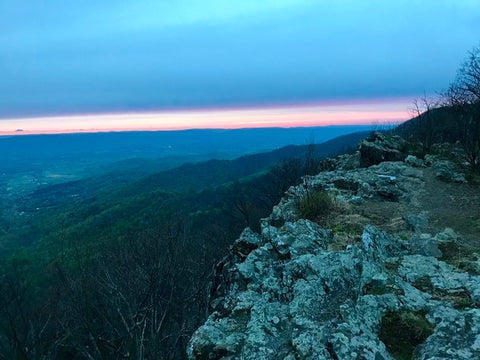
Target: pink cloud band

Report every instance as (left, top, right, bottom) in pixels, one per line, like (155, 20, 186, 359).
(0, 99, 411, 135)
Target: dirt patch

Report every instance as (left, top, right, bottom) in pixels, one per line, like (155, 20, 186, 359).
(349, 167, 479, 260)
(307, 164, 479, 262)
(356, 199, 407, 233)
(420, 168, 480, 257)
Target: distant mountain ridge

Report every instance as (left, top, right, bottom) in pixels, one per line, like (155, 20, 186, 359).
(130, 130, 371, 193)
(0, 125, 374, 171)
(21, 130, 371, 209)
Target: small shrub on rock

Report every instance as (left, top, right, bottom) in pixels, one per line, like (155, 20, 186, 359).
(296, 190, 334, 222)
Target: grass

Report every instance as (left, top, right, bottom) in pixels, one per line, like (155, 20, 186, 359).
(296, 190, 334, 223)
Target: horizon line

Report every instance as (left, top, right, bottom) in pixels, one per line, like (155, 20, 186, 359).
(0, 99, 411, 136)
(1, 124, 383, 137)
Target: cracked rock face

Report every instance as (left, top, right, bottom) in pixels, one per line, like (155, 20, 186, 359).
(189, 223, 480, 360)
(187, 137, 479, 360)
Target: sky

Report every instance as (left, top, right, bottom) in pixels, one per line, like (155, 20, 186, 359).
(1, 0, 479, 133)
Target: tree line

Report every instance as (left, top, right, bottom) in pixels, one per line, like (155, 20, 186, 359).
(405, 45, 480, 170)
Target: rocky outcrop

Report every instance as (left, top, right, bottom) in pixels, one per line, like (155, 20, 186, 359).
(188, 135, 479, 360)
(358, 132, 407, 167)
(189, 224, 480, 359)
(424, 155, 467, 183)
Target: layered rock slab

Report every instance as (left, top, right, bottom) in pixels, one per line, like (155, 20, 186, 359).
(189, 222, 480, 360)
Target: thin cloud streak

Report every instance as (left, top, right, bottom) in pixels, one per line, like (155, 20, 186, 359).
(0, 99, 410, 136)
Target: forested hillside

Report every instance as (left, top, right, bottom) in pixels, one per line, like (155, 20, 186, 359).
(0, 130, 368, 360)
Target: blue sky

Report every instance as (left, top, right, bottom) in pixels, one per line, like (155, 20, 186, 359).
(1, 0, 480, 119)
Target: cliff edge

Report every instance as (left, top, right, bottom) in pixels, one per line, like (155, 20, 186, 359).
(188, 133, 480, 360)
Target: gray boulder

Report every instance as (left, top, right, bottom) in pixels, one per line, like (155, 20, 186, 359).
(404, 212, 429, 232)
(358, 132, 407, 167)
(405, 155, 424, 167)
(425, 155, 467, 183)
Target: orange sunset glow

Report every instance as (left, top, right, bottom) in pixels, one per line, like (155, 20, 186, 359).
(0, 99, 410, 135)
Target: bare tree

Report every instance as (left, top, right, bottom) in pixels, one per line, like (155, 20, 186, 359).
(444, 46, 480, 169)
(410, 92, 438, 154)
(304, 135, 318, 176)
(231, 181, 253, 228)
(51, 217, 194, 360)
(0, 261, 59, 360)
(265, 159, 303, 201)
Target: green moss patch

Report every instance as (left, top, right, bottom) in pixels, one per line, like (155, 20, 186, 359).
(379, 310, 435, 360)
(438, 241, 461, 262)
